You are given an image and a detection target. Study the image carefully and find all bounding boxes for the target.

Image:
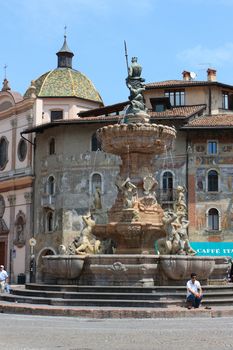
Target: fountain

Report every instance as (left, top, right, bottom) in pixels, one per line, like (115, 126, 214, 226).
(94, 57, 175, 253)
(43, 56, 229, 286)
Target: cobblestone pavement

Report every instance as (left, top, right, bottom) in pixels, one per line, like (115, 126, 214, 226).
(1, 314, 233, 350)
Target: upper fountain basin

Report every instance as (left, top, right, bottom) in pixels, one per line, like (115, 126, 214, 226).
(97, 123, 176, 156)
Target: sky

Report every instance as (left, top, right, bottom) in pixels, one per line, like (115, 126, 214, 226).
(1, 0, 233, 105)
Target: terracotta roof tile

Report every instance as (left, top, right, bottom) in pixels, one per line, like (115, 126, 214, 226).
(184, 114, 233, 128)
(146, 80, 209, 88)
(149, 105, 206, 119)
(146, 80, 233, 89)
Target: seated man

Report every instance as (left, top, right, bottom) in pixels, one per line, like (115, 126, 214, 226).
(186, 272, 203, 309)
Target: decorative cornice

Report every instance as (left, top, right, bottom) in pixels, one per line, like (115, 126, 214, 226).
(0, 176, 34, 193)
(0, 98, 34, 120)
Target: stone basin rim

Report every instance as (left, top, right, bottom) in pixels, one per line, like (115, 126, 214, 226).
(97, 123, 176, 132)
(159, 255, 229, 260)
(42, 255, 86, 260)
(43, 254, 160, 259)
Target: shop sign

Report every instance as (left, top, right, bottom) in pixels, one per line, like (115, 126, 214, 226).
(190, 242, 233, 258)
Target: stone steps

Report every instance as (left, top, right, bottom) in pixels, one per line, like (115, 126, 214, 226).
(9, 288, 233, 300)
(25, 283, 233, 293)
(1, 294, 179, 307)
(1, 283, 233, 308)
(10, 290, 184, 300)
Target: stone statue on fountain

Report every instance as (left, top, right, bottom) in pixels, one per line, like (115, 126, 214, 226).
(157, 186, 196, 256)
(124, 57, 149, 123)
(68, 214, 101, 255)
(122, 178, 138, 209)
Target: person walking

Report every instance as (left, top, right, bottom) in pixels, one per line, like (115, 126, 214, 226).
(0, 265, 9, 293)
(186, 272, 203, 309)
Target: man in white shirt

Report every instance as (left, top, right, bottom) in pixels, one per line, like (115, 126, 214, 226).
(0, 265, 9, 293)
(186, 272, 203, 309)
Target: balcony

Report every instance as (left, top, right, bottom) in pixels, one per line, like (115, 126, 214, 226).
(41, 195, 55, 208)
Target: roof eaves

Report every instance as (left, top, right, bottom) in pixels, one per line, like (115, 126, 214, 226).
(78, 101, 128, 117)
(21, 118, 120, 135)
(37, 95, 104, 105)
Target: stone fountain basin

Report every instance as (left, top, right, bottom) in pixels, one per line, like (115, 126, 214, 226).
(97, 123, 176, 155)
(42, 255, 85, 279)
(160, 255, 215, 281)
(94, 222, 165, 254)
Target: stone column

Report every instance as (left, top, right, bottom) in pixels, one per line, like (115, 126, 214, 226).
(7, 194, 16, 283)
(24, 192, 33, 282)
(10, 119, 17, 169)
(26, 114, 33, 168)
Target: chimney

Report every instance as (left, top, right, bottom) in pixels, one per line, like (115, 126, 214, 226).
(182, 71, 191, 81)
(207, 68, 217, 82)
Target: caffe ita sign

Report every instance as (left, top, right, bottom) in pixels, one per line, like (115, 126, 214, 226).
(190, 242, 233, 258)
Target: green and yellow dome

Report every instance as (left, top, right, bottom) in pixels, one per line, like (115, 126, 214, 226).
(24, 36, 103, 104)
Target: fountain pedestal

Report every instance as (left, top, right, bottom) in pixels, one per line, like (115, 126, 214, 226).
(94, 123, 176, 254)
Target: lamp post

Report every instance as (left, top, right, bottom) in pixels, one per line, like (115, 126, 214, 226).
(29, 238, 36, 283)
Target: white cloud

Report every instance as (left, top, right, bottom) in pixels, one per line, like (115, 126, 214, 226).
(177, 43, 233, 67)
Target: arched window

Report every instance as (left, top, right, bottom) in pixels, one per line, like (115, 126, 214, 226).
(0, 137, 8, 170)
(91, 132, 101, 151)
(47, 176, 55, 195)
(208, 208, 219, 231)
(208, 170, 218, 192)
(162, 171, 173, 201)
(91, 173, 102, 194)
(47, 212, 54, 232)
(49, 138, 55, 155)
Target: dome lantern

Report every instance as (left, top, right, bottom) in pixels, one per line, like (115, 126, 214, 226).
(56, 35, 74, 69)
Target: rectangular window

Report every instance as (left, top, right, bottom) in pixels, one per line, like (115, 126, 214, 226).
(222, 92, 229, 109)
(164, 90, 185, 106)
(51, 110, 63, 121)
(155, 104, 165, 112)
(150, 97, 171, 112)
(208, 141, 217, 155)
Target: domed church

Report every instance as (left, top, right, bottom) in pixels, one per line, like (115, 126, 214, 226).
(25, 35, 103, 126)
(25, 36, 103, 102)
(0, 36, 110, 283)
